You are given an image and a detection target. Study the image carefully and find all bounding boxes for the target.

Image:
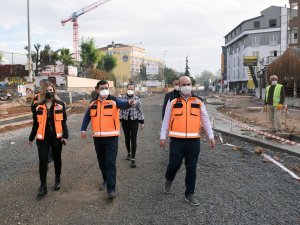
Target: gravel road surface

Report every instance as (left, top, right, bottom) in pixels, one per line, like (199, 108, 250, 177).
(0, 95, 299, 225)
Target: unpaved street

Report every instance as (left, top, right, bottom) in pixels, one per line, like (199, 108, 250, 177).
(0, 95, 299, 225)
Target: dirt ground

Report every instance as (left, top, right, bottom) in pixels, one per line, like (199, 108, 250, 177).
(216, 95, 300, 135)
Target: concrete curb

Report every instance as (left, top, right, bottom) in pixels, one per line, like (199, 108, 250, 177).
(213, 127, 300, 157)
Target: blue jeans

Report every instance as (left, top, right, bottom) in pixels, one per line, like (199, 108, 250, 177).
(93, 136, 118, 192)
(165, 138, 200, 196)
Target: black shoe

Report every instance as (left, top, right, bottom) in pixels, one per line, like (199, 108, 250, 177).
(100, 180, 107, 191)
(54, 178, 61, 191)
(126, 153, 131, 161)
(131, 159, 136, 168)
(108, 191, 116, 199)
(37, 184, 47, 197)
(185, 194, 200, 206)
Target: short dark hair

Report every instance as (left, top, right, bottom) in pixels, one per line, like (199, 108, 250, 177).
(96, 80, 109, 88)
(127, 82, 135, 88)
(172, 77, 179, 82)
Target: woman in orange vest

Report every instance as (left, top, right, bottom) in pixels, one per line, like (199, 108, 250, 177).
(28, 81, 68, 197)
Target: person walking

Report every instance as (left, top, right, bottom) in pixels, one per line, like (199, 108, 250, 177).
(28, 81, 68, 197)
(162, 77, 180, 120)
(32, 79, 55, 163)
(80, 80, 135, 199)
(119, 83, 144, 168)
(264, 75, 285, 133)
(160, 76, 216, 206)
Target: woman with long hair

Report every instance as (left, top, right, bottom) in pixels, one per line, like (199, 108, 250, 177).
(28, 81, 68, 197)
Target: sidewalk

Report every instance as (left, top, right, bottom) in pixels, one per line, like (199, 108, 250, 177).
(207, 104, 300, 157)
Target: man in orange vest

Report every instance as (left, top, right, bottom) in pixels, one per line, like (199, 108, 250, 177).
(160, 76, 216, 206)
(81, 80, 135, 199)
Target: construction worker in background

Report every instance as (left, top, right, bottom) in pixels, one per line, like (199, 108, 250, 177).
(160, 76, 216, 206)
(264, 75, 285, 133)
(32, 79, 53, 163)
(119, 83, 145, 168)
(162, 77, 180, 120)
(28, 81, 69, 197)
(80, 80, 135, 200)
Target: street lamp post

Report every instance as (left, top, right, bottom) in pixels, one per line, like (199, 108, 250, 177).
(27, 0, 33, 83)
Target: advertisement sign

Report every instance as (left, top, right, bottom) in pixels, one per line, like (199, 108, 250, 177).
(146, 65, 159, 75)
(41, 65, 64, 75)
(17, 85, 27, 96)
(243, 56, 258, 66)
(68, 66, 78, 76)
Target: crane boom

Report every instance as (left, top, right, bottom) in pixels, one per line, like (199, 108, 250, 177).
(61, 0, 111, 62)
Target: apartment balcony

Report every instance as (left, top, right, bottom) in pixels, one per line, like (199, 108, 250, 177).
(289, 17, 299, 28)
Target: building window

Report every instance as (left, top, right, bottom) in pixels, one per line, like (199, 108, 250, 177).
(269, 19, 277, 27)
(269, 35, 278, 45)
(254, 21, 260, 29)
(251, 36, 260, 47)
(294, 32, 298, 39)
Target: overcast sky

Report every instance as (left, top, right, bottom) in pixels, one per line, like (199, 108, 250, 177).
(0, 0, 288, 75)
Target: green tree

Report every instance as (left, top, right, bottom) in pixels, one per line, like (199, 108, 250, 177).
(97, 54, 117, 73)
(164, 67, 179, 84)
(139, 63, 147, 81)
(80, 37, 100, 68)
(57, 48, 75, 66)
(195, 70, 214, 88)
(39, 44, 58, 65)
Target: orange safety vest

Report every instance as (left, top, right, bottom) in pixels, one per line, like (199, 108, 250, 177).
(168, 97, 202, 138)
(90, 99, 120, 137)
(36, 103, 64, 140)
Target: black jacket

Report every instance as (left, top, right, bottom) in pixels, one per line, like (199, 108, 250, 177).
(162, 90, 179, 120)
(29, 99, 68, 141)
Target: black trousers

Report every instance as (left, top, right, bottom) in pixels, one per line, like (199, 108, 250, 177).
(36, 135, 63, 184)
(93, 137, 118, 192)
(121, 119, 139, 159)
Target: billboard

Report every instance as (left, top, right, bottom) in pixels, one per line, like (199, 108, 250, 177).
(41, 65, 64, 75)
(146, 65, 159, 75)
(68, 66, 77, 76)
(243, 56, 258, 66)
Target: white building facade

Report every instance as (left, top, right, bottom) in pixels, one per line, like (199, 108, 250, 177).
(223, 6, 290, 92)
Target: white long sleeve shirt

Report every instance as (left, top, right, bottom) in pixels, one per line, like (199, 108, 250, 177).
(160, 97, 214, 140)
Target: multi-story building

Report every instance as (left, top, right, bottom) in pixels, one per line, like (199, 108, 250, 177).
(223, 6, 291, 92)
(289, 0, 300, 48)
(99, 42, 162, 85)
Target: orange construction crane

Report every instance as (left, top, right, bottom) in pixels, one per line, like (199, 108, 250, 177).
(61, 0, 111, 62)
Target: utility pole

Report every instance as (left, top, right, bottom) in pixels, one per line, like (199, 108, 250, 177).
(27, 0, 33, 83)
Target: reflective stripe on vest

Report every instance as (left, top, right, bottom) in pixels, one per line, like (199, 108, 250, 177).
(36, 103, 64, 140)
(90, 99, 120, 137)
(93, 131, 120, 137)
(168, 97, 202, 139)
(266, 84, 283, 106)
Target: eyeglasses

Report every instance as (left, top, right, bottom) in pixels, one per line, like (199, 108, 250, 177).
(181, 83, 191, 86)
(100, 87, 109, 90)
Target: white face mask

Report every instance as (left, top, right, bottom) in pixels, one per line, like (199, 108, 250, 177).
(271, 81, 277, 86)
(174, 85, 180, 91)
(100, 89, 109, 97)
(180, 86, 192, 95)
(127, 90, 134, 96)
